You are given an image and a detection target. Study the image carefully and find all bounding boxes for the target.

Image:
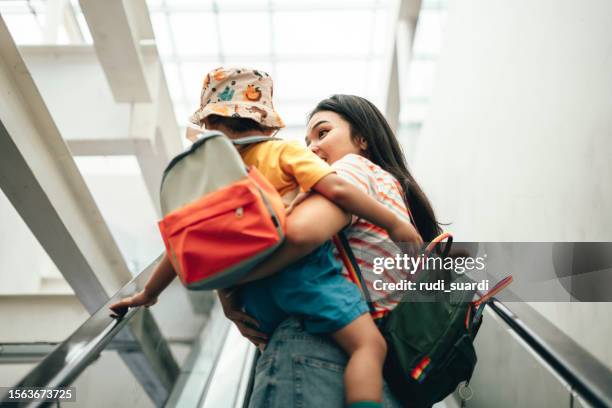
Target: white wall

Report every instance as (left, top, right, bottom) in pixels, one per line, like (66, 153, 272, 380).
(412, 0, 612, 369)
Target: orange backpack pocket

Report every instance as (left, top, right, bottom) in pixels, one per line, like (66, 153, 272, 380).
(159, 171, 284, 290)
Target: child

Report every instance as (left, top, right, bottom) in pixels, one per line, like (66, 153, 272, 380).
(111, 67, 422, 408)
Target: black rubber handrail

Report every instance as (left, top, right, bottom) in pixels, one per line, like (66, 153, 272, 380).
(0, 256, 162, 407)
(489, 299, 612, 408)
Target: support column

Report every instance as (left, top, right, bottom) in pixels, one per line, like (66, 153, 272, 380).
(383, 0, 422, 134)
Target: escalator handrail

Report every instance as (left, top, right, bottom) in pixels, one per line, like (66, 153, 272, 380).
(0, 255, 163, 406)
(489, 299, 612, 408)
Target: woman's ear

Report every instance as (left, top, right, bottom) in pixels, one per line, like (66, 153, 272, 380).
(357, 137, 368, 151)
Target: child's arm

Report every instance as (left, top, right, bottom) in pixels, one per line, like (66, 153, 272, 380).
(239, 193, 350, 283)
(109, 253, 176, 316)
(312, 173, 422, 245)
(240, 174, 424, 283)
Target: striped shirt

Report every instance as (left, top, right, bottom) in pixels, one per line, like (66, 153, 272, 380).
(332, 154, 413, 317)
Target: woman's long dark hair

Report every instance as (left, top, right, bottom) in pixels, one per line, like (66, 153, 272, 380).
(309, 94, 441, 241)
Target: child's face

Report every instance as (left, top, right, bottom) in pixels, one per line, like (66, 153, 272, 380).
(305, 111, 366, 165)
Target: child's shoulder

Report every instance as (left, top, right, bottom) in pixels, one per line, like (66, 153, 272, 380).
(263, 139, 318, 158)
(244, 138, 287, 155)
(247, 139, 320, 164)
(255, 138, 296, 150)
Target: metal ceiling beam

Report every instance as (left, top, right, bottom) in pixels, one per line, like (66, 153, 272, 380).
(43, 0, 67, 43)
(63, 0, 85, 43)
(124, 0, 155, 42)
(0, 16, 132, 309)
(155, 70, 183, 156)
(79, 0, 152, 103)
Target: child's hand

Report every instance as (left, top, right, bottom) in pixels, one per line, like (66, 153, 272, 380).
(109, 290, 158, 318)
(286, 191, 311, 215)
(387, 219, 423, 254)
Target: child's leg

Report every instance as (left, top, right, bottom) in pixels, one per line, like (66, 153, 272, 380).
(332, 313, 387, 406)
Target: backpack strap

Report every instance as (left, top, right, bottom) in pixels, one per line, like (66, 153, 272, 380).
(467, 275, 513, 329)
(191, 130, 226, 145)
(163, 130, 227, 178)
(418, 232, 453, 271)
(473, 275, 513, 307)
(332, 232, 377, 315)
(332, 231, 455, 317)
(423, 232, 453, 258)
(231, 136, 281, 145)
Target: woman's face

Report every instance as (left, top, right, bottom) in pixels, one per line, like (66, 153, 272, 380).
(305, 111, 366, 165)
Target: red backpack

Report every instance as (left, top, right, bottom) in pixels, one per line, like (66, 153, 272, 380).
(158, 131, 286, 290)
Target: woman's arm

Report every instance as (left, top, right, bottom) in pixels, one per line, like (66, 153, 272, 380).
(239, 193, 350, 283)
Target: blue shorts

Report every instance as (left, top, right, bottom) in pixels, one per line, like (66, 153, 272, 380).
(240, 241, 368, 334)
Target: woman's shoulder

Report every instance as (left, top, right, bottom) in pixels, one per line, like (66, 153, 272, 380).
(334, 153, 372, 166)
(331, 154, 377, 188)
(334, 154, 398, 183)
(332, 153, 379, 175)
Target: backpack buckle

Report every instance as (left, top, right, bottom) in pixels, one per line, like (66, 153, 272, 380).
(458, 381, 473, 401)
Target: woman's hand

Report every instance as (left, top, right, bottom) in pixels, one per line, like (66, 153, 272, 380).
(217, 289, 268, 346)
(109, 290, 158, 317)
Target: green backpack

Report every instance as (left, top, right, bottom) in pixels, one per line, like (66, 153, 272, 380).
(334, 232, 512, 407)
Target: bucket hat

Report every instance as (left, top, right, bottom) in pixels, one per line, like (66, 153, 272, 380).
(189, 67, 285, 129)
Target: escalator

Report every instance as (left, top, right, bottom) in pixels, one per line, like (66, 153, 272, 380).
(1, 256, 611, 408)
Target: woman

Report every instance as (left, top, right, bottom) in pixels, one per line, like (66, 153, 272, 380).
(222, 94, 441, 407)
